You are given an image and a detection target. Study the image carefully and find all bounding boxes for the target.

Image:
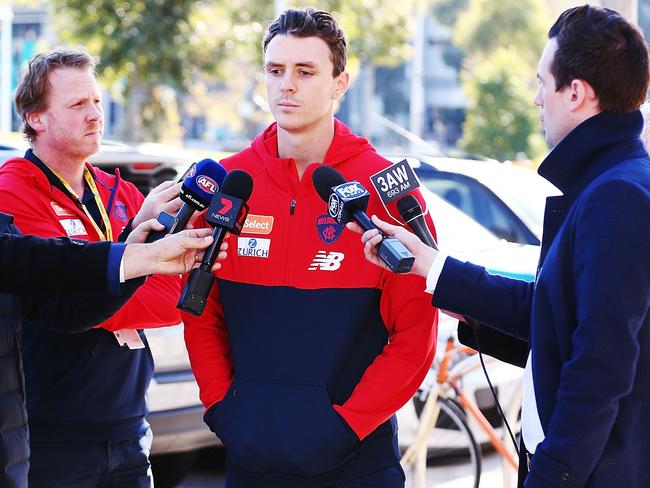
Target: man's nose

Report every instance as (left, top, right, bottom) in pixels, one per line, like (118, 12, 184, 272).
(87, 103, 103, 121)
(280, 73, 297, 92)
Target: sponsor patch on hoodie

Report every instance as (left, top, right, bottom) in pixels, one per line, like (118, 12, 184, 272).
(59, 218, 88, 237)
(50, 201, 74, 217)
(238, 237, 271, 258)
(242, 214, 274, 235)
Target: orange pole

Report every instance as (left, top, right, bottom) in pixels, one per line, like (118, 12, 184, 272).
(456, 389, 518, 470)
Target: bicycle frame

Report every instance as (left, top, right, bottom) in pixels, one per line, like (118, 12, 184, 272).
(402, 336, 519, 488)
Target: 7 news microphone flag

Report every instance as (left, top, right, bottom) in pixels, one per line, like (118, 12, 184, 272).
(178, 169, 254, 316)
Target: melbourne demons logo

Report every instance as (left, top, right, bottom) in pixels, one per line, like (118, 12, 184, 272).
(113, 201, 128, 221)
(196, 175, 218, 194)
(316, 214, 344, 245)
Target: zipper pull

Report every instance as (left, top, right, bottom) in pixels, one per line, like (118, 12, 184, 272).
(289, 199, 297, 215)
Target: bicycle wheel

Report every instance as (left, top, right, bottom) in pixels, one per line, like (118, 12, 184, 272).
(429, 398, 482, 488)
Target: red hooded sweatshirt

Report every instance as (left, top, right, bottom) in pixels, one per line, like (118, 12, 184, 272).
(183, 120, 439, 481)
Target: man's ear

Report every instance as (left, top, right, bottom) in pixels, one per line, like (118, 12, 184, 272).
(25, 112, 45, 134)
(333, 72, 349, 100)
(569, 79, 598, 111)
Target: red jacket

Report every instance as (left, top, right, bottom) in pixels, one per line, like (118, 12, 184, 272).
(184, 120, 438, 456)
(0, 155, 181, 330)
(0, 152, 182, 443)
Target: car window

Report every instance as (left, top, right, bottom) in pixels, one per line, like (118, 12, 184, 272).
(420, 174, 535, 244)
(474, 169, 558, 230)
(468, 183, 529, 243)
(422, 178, 473, 213)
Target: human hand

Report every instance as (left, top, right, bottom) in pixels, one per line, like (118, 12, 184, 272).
(131, 180, 183, 229)
(346, 215, 437, 277)
(123, 228, 229, 278)
(125, 218, 165, 244)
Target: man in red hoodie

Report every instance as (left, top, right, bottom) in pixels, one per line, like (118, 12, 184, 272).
(183, 8, 438, 487)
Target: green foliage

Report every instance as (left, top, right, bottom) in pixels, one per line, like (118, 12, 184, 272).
(432, 0, 469, 27)
(452, 0, 549, 161)
(55, 0, 224, 88)
(52, 0, 419, 141)
(335, 0, 414, 66)
(53, 0, 225, 141)
(460, 48, 540, 161)
(454, 0, 547, 67)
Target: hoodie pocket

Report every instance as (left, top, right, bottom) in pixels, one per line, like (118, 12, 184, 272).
(205, 378, 358, 477)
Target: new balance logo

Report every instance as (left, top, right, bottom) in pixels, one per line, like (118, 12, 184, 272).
(308, 251, 345, 271)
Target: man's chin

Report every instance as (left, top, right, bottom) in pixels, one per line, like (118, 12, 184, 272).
(77, 141, 101, 161)
(276, 119, 307, 134)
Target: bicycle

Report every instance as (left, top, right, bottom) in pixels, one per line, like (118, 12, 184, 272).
(401, 335, 522, 488)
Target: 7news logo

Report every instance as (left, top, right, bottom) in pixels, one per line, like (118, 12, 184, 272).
(205, 193, 248, 234)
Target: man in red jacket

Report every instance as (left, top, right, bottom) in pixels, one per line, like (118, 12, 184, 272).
(183, 8, 438, 488)
(0, 49, 185, 487)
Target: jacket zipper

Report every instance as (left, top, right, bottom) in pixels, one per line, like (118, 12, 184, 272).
(283, 198, 297, 283)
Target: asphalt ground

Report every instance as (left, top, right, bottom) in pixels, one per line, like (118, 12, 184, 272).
(176, 448, 507, 487)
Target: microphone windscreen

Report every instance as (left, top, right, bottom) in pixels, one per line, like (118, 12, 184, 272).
(222, 169, 254, 202)
(312, 165, 347, 202)
(181, 158, 228, 207)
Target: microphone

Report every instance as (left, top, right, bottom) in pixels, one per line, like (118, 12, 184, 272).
(177, 169, 254, 316)
(312, 165, 414, 274)
(397, 195, 438, 251)
(396, 197, 477, 328)
(145, 158, 227, 242)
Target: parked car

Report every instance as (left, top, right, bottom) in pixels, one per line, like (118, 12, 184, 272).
(0, 139, 192, 195)
(386, 155, 560, 245)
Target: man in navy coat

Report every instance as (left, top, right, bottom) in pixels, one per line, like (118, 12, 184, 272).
(353, 5, 650, 488)
(0, 214, 221, 487)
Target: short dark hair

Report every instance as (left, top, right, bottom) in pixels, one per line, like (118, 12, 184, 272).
(14, 49, 96, 142)
(263, 7, 347, 77)
(548, 5, 649, 113)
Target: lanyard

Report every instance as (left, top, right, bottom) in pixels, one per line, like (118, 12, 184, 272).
(46, 164, 113, 242)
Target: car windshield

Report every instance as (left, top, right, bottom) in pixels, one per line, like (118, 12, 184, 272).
(419, 187, 499, 253)
(415, 157, 561, 238)
(474, 167, 559, 230)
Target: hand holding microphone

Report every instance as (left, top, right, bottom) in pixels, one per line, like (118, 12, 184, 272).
(312, 165, 414, 273)
(347, 215, 436, 278)
(177, 169, 254, 316)
(123, 224, 227, 277)
(132, 180, 182, 230)
(144, 158, 227, 243)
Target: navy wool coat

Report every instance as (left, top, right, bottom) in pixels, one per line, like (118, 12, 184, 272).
(434, 111, 650, 488)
